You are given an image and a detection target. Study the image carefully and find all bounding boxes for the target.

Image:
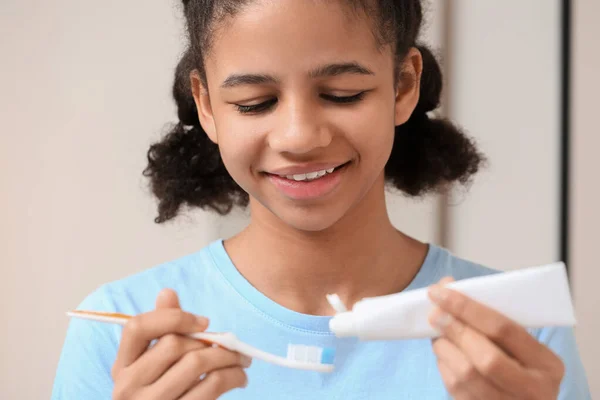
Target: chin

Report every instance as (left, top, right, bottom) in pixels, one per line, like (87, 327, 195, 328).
(270, 201, 352, 233)
(284, 215, 340, 232)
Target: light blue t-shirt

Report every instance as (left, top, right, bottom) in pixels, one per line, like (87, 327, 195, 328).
(52, 240, 591, 399)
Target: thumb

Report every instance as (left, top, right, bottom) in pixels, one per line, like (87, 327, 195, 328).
(155, 288, 181, 309)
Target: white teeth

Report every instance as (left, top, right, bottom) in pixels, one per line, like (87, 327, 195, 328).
(283, 167, 337, 181)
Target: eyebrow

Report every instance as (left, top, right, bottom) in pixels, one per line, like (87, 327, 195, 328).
(220, 62, 375, 89)
(309, 62, 375, 79)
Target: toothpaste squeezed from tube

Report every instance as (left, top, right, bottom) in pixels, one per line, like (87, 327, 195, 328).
(328, 262, 575, 340)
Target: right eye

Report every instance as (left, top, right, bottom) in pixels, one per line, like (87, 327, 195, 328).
(234, 98, 278, 115)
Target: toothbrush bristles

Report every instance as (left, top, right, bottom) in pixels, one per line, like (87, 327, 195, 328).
(286, 344, 335, 365)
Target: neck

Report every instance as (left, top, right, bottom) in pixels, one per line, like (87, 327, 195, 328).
(224, 177, 428, 316)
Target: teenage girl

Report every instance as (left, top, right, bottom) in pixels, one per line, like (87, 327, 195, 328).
(52, 1, 590, 398)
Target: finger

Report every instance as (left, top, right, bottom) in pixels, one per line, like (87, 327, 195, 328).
(113, 309, 209, 373)
(152, 289, 183, 353)
(123, 334, 207, 387)
(156, 288, 181, 309)
(428, 283, 558, 369)
(430, 306, 532, 395)
(147, 347, 251, 399)
(180, 366, 248, 400)
(432, 338, 506, 399)
(436, 359, 476, 400)
(437, 276, 455, 285)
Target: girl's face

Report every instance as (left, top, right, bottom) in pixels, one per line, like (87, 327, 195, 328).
(194, 0, 421, 232)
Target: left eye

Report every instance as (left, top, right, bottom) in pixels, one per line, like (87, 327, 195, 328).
(321, 92, 367, 104)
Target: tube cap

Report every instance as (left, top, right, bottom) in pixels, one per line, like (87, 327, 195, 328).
(329, 312, 358, 337)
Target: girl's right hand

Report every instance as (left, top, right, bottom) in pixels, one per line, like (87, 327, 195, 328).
(111, 289, 251, 400)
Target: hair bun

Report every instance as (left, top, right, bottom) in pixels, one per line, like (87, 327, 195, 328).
(415, 45, 442, 114)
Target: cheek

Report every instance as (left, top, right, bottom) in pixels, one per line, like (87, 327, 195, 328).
(214, 117, 264, 183)
(341, 98, 396, 167)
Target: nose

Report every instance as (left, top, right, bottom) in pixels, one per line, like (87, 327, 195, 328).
(267, 97, 332, 154)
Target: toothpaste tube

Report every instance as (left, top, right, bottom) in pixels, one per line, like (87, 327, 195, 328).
(329, 262, 576, 340)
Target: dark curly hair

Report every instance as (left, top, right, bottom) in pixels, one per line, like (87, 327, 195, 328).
(143, 0, 485, 223)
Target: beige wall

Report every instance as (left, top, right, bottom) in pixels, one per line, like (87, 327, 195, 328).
(0, 2, 217, 398)
(571, 0, 600, 396)
(1, 1, 596, 399)
(445, 0, 562, 269)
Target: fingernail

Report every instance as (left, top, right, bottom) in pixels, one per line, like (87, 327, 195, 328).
(433, 312, 453, 330)
(241, 355, 253, 368)
(429, 285, 448, 303)
(196, 316, 209, 328)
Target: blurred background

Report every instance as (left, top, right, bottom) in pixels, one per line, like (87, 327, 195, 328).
(1, 0, 598, 398)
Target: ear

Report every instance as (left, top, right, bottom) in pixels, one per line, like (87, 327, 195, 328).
(394, 47, 423, 126)
(190, 70, 218, 143)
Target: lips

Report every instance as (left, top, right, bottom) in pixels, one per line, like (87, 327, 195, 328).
(265, 162, 350, 200)
(266, 162, 348, 177)
(277, 165, 344, 182)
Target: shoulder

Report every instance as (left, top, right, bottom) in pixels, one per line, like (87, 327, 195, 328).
(77, 240, 224, 315)
(425, 243, 500, 283)
(52, 243, 223, 399)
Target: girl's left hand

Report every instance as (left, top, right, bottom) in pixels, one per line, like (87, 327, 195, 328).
(427, 277, 565, 400)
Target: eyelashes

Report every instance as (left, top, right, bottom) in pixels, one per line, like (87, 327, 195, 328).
(235, 98, 278, 114)
(234, 92, 367, 115)
(321, 92, 367, 104)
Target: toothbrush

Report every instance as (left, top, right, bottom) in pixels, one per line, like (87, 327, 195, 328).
(67, 310, 335, 373)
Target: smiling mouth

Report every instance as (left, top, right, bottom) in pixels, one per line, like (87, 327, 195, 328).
(267, 162, 351, 182)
